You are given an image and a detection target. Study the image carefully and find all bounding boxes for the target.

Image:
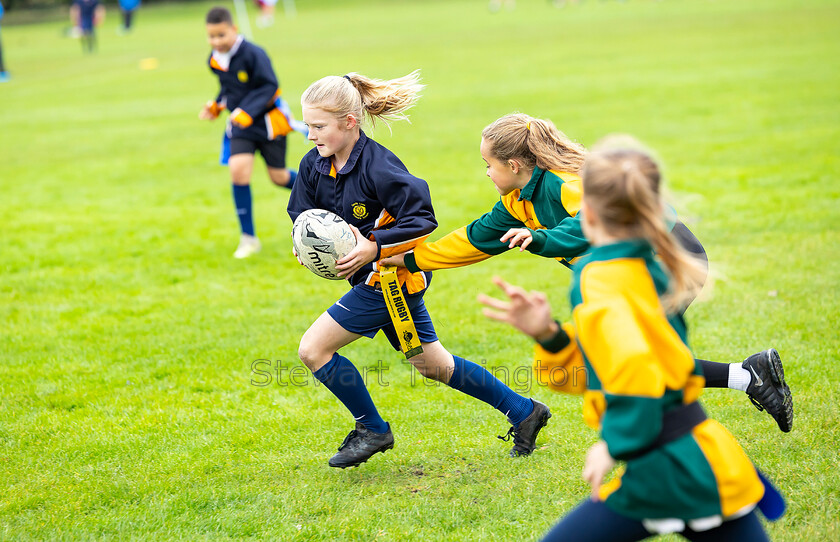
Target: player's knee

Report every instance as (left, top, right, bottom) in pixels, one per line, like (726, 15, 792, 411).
(410, 357, 449, 382)
(267, 165, 290, 186)
(297, 341, 321, 370)
(229, 161, 252, 185)
(269, 169, 290, 186)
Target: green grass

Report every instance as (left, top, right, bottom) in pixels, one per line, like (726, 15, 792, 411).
(1, 0, 839, 539)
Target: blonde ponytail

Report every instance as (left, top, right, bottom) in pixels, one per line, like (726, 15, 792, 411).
(301, 70, 424, 129)
(481, 113, 587, 174)
(582, 149, 706, 312)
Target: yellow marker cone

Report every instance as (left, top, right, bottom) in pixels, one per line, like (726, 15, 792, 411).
(139, 58, 159, 71)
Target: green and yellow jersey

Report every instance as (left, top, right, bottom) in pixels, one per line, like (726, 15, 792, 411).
(404, 167, 589, 272)
(534, 240, 764, 522)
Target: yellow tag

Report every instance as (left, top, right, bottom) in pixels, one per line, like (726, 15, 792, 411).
(237, 70, 249, 83)
(380, 265, 423, 359)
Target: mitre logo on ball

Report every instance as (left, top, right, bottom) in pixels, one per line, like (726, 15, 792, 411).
(292, 209, 357, 280)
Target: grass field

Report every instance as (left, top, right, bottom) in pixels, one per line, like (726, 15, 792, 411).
(1, 0, 839, 539)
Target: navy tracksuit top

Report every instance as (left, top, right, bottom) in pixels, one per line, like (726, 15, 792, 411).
(287, 131, 437, 292)
(208, 38, 281, 142)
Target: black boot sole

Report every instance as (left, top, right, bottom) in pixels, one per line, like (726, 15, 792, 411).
(767, 349, 793, 433)
(330, 442, 395, 469)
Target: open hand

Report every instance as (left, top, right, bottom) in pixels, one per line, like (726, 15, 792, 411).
(478, 276, 556, 341)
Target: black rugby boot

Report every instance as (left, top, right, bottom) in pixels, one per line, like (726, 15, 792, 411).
(329, 422, 395, 468)
(743, 349, 793, 432)
(498, 400, 552, 457)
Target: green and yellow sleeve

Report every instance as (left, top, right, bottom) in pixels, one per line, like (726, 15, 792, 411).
(405, 226, 493, 272)
(405, 200, 523, 272)
(526, 215, 590, 259)
(532, 322, 588, 395)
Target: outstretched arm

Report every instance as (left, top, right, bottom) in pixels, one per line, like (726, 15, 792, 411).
(398, 200, 525, 272)
(504, 214, 590, 259)
(479, 276, 587, 395)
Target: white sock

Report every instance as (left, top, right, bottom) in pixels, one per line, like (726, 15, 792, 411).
(728, 363, 752, 392)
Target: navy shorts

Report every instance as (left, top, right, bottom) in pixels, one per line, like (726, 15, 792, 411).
(540, 499, 769, 542)
(230, 136, 287, 168)
(327, 284, 438, 351)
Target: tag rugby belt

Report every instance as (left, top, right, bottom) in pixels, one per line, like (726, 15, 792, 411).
(379, 265, 424, 359)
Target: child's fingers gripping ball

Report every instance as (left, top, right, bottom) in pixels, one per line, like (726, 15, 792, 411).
(291, 245, 303, 266)
(292, 209, 357, 280)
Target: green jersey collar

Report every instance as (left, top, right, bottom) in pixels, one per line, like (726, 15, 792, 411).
(518, 167, 546, 201)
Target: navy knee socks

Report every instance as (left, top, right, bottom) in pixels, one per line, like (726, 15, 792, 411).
(312, 353, 389, 433)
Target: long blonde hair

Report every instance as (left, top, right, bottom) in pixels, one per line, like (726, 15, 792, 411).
(581, 148, 706, 312)
(301, 70, 424, 129)
(481, 113, 587, 174)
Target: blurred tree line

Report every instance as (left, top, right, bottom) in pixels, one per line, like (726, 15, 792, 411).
(2, 0, 196, 11)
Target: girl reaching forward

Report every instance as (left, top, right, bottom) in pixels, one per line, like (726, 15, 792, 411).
(382, 113, 792, 433)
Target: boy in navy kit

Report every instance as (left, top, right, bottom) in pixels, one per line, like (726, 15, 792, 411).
(70, 0, 104, 53)
(200, 7, 303, 258)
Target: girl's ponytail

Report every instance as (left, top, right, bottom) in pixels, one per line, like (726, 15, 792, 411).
(526, 117, 587, 174)
(482, 113, 587, 174)
(301, 70, 424, 129)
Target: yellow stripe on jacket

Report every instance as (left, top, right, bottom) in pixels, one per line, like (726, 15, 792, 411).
(692, 420, 766, 518)
(501, 196, 544, 230)
(576, 258, 697, 398)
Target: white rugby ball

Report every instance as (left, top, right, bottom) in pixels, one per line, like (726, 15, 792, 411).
(292, 209, 357, 280)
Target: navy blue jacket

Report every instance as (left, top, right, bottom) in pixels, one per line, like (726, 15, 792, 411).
(208, 38, 283, 142)
(288, 131, 436, 293)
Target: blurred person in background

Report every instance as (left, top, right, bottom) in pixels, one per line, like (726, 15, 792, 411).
(117, 0, 140, 34)
(70, 0, 105, 53)
(255, 0, 277, 28)
(0, 0, 9, 82)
